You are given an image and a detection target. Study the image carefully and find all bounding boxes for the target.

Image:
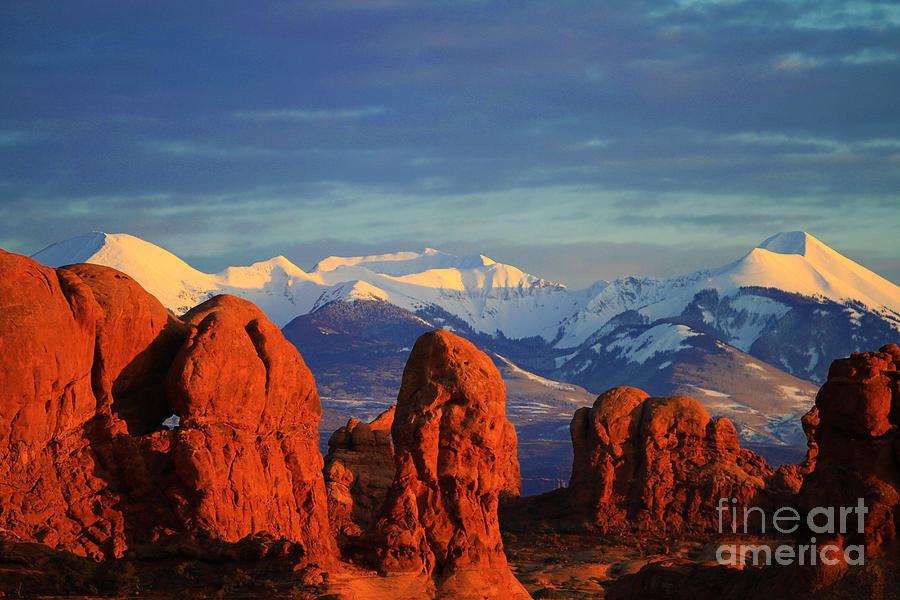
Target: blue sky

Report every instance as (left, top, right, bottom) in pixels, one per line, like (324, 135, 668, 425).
(1, 0, 898, 287)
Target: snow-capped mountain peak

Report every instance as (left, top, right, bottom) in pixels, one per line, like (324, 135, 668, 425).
(31, 234, 570, 335)
(720, 231, 900, 312)
(757, 230, 815, 255)
(30, 230, 900, 380)
(30, 231, 109, 265)
(217, 255, 308, 288)
(33, 232, 217, 312)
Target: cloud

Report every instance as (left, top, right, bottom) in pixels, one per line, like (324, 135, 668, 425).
(651, 0, 900, 31)
(717, 131, 843, 153)
(0, 130, 38, 146)
(582, 138, 611, 148)
(145, 141, 286, 159)
(233, 107, 386, 121)
(791, 1, 900, 30)
(774, 52, 825, 71)
(841, 48, 900, 64)
(713, 131, 900, 158)
(1, 1, 898, 286)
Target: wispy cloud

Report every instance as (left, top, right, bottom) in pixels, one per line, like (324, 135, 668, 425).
(841, 48, 900, 64)
(792, 1, 900, 30)
(144, 141, 285, 159)
(720, 131, 843, 152)
(770, 48, 899, 71)
(716, 131, 900, 156)
(233, 106, 386, 122)
(773, 52, 824, 71)
(0, 130, 38, 146)
(653, 0, 900, 31)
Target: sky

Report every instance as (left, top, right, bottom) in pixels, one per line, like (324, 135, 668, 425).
(1, 0, 898, 288)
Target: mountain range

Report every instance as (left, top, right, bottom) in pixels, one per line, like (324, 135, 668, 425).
(33, 231, 900, 476)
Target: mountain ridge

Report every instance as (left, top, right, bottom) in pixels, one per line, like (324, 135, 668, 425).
(31, 230, 900, 388)
(33, 231, 900, 329)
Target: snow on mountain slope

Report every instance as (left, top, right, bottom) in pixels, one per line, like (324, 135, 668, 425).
(713, 232, 900, 312)
(32, 232, 571, 334)
(553, 321, 818, 448)
(33, 232, 219, 312)
(32, 231, 900, 358)
(604, 323, 700, 364)
(552, 231, 900, 348)
(491, 352, 581, 393)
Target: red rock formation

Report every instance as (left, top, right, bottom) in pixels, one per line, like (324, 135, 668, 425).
(568, 386, 774, 533)
(797, 343, 900, 557)
(324, 409, 396, 537)
(368, 404, 395, 433)
(372, 330, 529, 599)
(0, 251, 335, 565)
(771, 404, 820, 495)
(164, 295, 336, 563)
(607, 345, 900, 599)
(0, 251, 113, 557)
(61, 263, 188, 435)
(324, 389, 521, 543)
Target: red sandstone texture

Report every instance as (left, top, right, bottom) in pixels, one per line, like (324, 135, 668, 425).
(324, 388, 524, 542)
(0, 251, 113, 557)
(0, 250, 334, 565)
(797, 343, 900, 557)
(568, 386, 774, 533)
(61, 263, 189, 436)
(166, 295, 335, 561)
(607, 344, 900, 599)
(371, 329, 529, 599)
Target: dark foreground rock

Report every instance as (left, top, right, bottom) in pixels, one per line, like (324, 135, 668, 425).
(323, 408, 395, 537)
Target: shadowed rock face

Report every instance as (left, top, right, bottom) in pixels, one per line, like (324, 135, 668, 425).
(569, 386, 774, 533)
(324, 408, 396, 537)
(61, 263, 189, 435)
(0, 251, 334, 565)
(372, 329, 529, 599)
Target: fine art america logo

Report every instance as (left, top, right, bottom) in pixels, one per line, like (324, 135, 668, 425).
(715, 497, 868, 566)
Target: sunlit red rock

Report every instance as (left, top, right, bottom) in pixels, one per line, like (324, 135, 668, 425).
(61, 263, 188, 435)
(372, 329, 529, 599)
(0, 251, 336, 565)
(568, 386, 774, 533)
(166, 294, 335, 564)
(0, 252, 166, 557)
(608, 344, 900, 598)
(797, 343, 900, 558)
